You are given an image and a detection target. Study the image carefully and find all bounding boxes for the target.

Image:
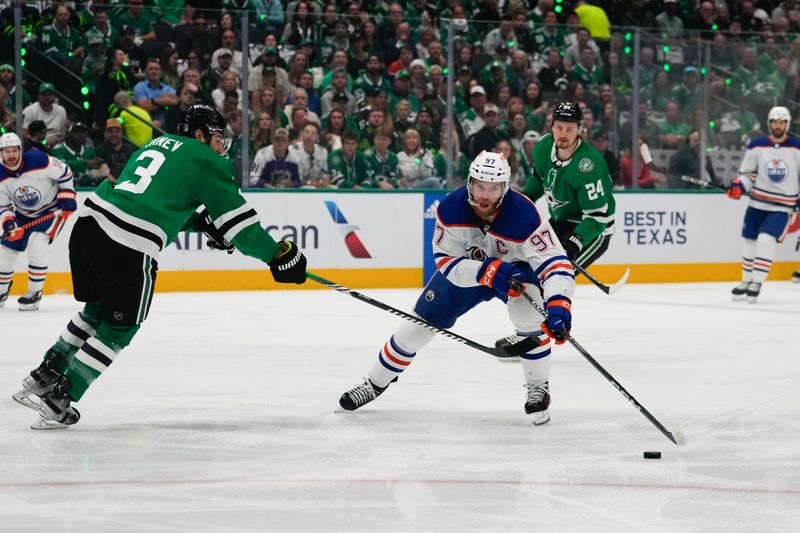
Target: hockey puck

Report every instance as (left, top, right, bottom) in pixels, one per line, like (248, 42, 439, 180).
(643, 451, 662, 459)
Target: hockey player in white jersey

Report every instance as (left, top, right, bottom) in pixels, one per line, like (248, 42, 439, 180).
(725, 106, 800, 302)
(0, 132, 77, 310)
(338, 151, 575, 425)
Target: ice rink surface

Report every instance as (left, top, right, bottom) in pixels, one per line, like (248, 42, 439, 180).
(1, 281, 799, 532)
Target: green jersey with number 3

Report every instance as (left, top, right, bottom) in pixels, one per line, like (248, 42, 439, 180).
(522, 133, 615, 245)
(81, 134, 280, 263)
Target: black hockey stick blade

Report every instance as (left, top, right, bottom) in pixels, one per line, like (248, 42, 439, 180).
(508, 279, 685, 446)
(308, 272, 536, 358)
(572, 261, 630, 296)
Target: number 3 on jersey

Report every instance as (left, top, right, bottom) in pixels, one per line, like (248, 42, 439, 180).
(115, 150, 165, 194)
(585, 179, 604, 200)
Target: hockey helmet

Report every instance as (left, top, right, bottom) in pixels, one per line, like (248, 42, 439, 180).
(768, 106, 791, 124)
(177, 104, 231, 153)
(467, 150, 511, 209)
(551, 101, 583, 126)
(0, 132, 22, 149)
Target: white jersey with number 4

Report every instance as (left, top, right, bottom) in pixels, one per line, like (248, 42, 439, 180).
(738, 136, 800, 212)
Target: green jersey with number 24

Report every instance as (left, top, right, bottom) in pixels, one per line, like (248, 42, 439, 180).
(522, 133, 615, 245)
(84, 134, 280, 263)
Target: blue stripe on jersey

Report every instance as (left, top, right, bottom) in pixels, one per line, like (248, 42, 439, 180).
(747, 135, 800, 149)
(442, 256, 465, 277)
(437, 187, 543, 242)
(752, 186, 798, 199)
(534, 255, 570, 278)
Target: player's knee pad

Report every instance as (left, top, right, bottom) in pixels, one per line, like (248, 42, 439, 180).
(507, 287, 544, 333)
(96, 321, 141, 351)
(26, 232, 52, 264)
(394, 319, 436, 353)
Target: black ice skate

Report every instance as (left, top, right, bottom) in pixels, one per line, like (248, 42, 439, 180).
(524, 381, 551, 426)
(792, 271, 800, 284)
(746, 282, 761, 304)
(18, 290, 42, 311)
(731, 282, 749, 301)
(338, 377, 396, 411)
(29, 377, 80, 430)
(12, 351, 63, 411)
(0, 280, 12, 308)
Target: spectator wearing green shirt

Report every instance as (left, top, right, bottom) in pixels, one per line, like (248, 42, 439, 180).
(84, 7, 118, 51)
(39, 5, 84, 69)
(50, 121, 109, 187)
(568, 47, 605, 95)
(82, 35, 107, 92)
(328, 130, 373, 188)
(671, 66, 702, 113)
(0, 63, 31, 114)
(659, 101, 692, 149)
(365, 127, 399, 189)
(433, 128, 469, 188)
(114, 0, 156, 43)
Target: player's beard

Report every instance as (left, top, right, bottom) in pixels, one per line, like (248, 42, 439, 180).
(470, 195, 502, 220)
(1, 154, 21, 171)
(770, 124, 787, 140)
(555, 135, 578, 158)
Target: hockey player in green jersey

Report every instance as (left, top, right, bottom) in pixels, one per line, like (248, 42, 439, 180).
(521, 101, 615, 267)
(495, 102, 615, 354)
(12, 105, 308, 430)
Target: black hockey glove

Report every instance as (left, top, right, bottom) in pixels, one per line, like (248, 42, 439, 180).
(195, 209, 234, 254)
(563, 234, 582, 262)
(268, 240, 307, 284)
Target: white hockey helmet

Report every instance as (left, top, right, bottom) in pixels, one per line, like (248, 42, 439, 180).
(467, 151, 511, 209)
(0, 132, 22, 150)
(767, 106, 791, 124)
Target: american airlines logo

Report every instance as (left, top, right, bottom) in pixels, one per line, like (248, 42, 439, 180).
(323, 200, 372, 258)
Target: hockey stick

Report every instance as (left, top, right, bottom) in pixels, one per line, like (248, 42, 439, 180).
(508, 279, 686, 446)
(572, 261, 630, 296)
(0, 211, 59, 240)
(307, 272, 538, 358)
(680, 175, 796, 210)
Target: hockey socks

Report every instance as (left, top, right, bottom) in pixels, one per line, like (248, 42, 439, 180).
(740, 238, 756, 283)
(369, 322, 435, 388)
(64, 321, 139, 400)
(751, 233, 777, 284)
(519, 331, 552, 387)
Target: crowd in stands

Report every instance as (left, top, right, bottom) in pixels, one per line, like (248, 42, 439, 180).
(2, 0, 800, 189)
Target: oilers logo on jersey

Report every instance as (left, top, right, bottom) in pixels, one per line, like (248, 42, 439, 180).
(765, 159, 788, 183)
(13, 186, 42, 209)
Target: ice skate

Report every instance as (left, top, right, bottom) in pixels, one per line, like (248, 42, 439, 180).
(792, 271, 800, 284)
(338, 377, 395, 411)
(524, 382, 551, 426)
(0, 280, 11, 308)
(12, 352, 63, 410)
(494, 333, 523, 362)
(746, 282, 761, 304)
(18, 290, 42, 311)
(731, 282, 749, 301)
(27, 377, 80, 430)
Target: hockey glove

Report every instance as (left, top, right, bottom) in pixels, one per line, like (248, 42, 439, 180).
(195, 209, 234, 254)
(725, 178, 747, 200)
(477, 257, 526, 297)
(2, 219, 22, 241)
(541, 296, 572, 345)
(56, 191, 78, 218)
(269, 240, 307, 284)
(563, 234, 582, 262)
